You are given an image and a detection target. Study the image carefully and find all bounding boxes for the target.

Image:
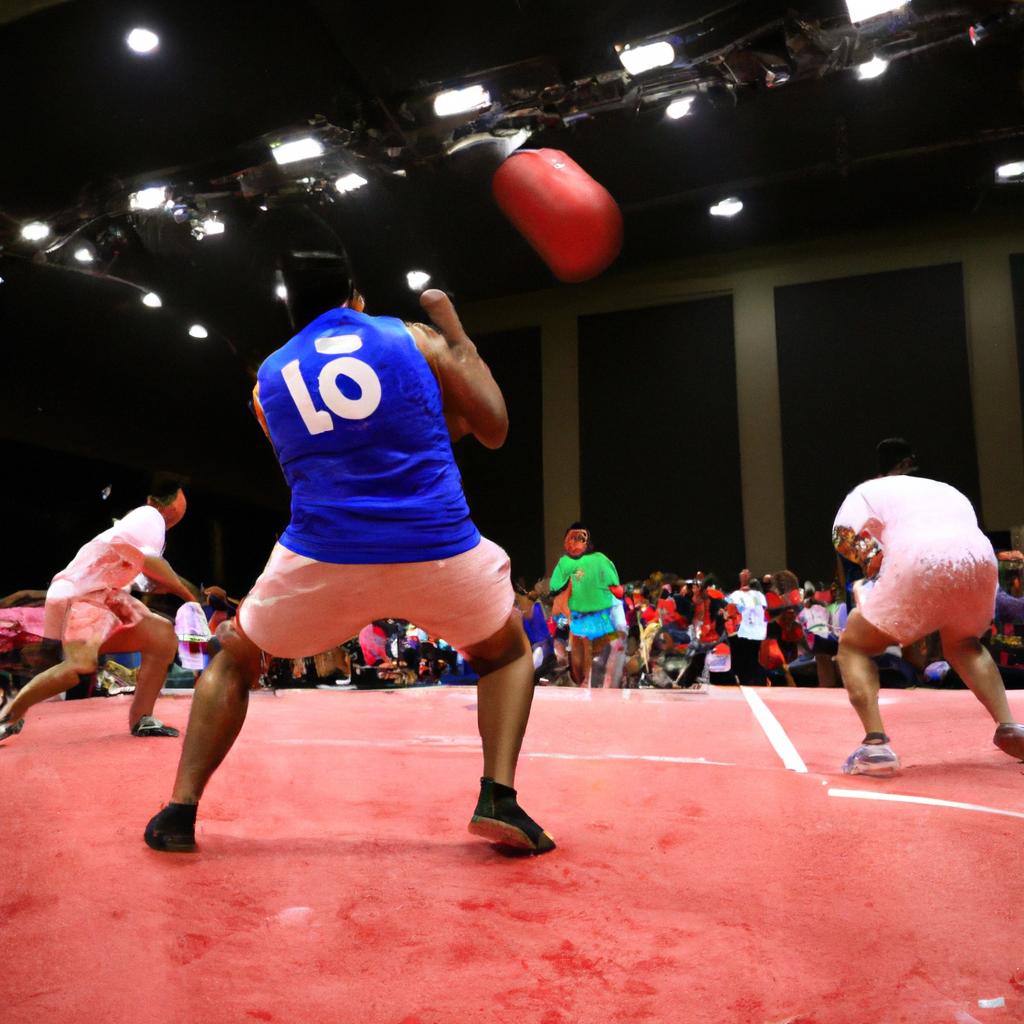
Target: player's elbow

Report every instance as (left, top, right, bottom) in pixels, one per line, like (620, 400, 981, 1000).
(476, 410, 509, 449)
(477, 422, 508, 449)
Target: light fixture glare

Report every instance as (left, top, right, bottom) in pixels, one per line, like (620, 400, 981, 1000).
(335, 173, 369, 194)
(406, 270, 431, 291)
(20, 221, 51, 241)
(845, 0, 905, 21)
(73, 247, 95, 263)
(433, 85, 491, 118)
(275, 283, 288, 301)
(126, 27, 159, 53)
(130, 186, 168, 211)
(188, 324, 208, 339)
(666, 96, 695, 119)
(271, 138, 324, 165)
(996, 161, 1024, 180)
(617, 41, 675, 76)
(142, 292, 162, 308)
(857, 56, 889, 79)
(200, 217, 225, 236)
(709, 197, 743, 218)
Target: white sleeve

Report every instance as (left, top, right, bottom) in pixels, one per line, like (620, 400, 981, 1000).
(106, 506, 166, 557)
(832, 485, 875, 535)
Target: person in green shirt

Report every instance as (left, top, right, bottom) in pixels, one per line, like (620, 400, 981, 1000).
(549, 523, 623, 686)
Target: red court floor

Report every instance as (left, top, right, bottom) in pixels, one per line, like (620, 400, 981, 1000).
(3, 685, 1023, 1024)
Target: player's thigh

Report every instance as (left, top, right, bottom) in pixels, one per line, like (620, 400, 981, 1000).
(839, 608, 898, 657)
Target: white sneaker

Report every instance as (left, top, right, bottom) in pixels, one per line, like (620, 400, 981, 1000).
(842, 743, 900, 777)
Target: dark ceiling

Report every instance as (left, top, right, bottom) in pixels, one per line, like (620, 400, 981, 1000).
(2, 0, 1024, 371)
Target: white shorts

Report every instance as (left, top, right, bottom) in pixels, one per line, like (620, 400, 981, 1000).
(237, 537, 515, 658)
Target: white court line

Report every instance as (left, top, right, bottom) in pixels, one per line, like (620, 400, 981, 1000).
(268, 738, 732, 765)
(828, 788, 1024, 820)
(529, 753, 734, 766)
(739, 685, 808, 773)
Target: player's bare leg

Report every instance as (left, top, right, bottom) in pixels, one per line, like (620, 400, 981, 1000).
(940, 630, 1024, 760)
(99, 615, 180, 735)
(0, 640, 101, 742)
(144, 622, 260, 851)
(836, 609, 902, 776)
(466, 613, 555, 853)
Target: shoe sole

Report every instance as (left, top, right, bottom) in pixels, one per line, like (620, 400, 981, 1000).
(144, 833, 196, 853)
(468, 815, 556, 854)
(844, 764, 900, 778)
(995, 733, 1024, 760)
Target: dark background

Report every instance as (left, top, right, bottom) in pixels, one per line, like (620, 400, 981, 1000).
(578, 296, 744, 583)
(775, 263, 982, 581)
(1, 0, 1023, 594)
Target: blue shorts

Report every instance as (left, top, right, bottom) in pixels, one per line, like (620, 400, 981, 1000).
(570, 607, 617, 640)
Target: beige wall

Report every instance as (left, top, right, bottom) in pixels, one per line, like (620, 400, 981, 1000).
(463, 214, 1024, 571)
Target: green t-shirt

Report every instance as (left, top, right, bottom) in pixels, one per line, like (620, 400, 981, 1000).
(550, 551, 620, 614)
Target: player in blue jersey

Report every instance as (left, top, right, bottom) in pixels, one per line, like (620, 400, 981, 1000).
(145, 250, 554, 855)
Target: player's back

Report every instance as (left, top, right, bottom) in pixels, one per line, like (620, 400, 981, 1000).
(256, 306, 479, 565)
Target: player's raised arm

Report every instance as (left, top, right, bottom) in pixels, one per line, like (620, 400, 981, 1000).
(407, 289, 508, 449)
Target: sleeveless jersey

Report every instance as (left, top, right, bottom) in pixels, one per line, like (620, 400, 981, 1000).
(256, 307, 480, 564)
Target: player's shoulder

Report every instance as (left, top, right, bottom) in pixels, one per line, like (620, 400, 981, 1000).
(404, 319, 445, 367)
(122, 504, 163, 526)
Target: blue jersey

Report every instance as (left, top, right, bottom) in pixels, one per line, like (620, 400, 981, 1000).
(256, 307, 480, 564)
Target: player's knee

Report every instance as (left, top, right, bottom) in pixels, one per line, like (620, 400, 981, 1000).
(215, 620, 261, 674)
(464, 613, 530, 674)
(156, 620, 179, 659)
(845, 684, 872, 710)
(65, 649, 100, 675)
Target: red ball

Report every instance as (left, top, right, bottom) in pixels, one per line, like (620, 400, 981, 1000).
(492, 149, 623, 283)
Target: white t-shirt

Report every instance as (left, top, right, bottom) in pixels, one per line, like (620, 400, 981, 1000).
(728, 588, 768, 640)
(48, 506, 166, 600)
(833, 476, 984, 564)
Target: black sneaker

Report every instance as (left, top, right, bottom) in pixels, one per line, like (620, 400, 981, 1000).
(130, 715, 180, 737)
(468, 777, 556, 854)
(144, 802, 198, 852)
(995, 723, 1024, 760)
(0, 717, 24, 743)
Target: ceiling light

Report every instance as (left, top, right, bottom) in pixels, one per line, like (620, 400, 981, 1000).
(188, 324, 208, 339)
(617, 41, 675, 76)
(666, 96, 695, 119)
(126, 27, 159, 54)
(129, 186, 168, 211)
(20, 221, 51, 241)
(845, 0, 905, 22)
(270, 138, 324, 165)
(996, 161, 1024, 180)
(275, 283, 288, 301)
(709, 197, 743, 218)
(406, 270, 431, 290)
(335, 173, 368, 194)
(200, 216, 225, 236)
(857, 56, 889, 79)
(142, 292, 162, 308)
(433, 85, 491, 118)
(258, 204, 268, 211)
(73, 246, 95, 264)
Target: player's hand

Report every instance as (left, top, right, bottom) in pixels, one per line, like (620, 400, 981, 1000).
(419, 289, 469, 351)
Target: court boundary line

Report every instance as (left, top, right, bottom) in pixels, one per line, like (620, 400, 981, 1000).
(739, 686, 808, 773)
(828, 787, 1024, 820)
(268, 738, 733, 765)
